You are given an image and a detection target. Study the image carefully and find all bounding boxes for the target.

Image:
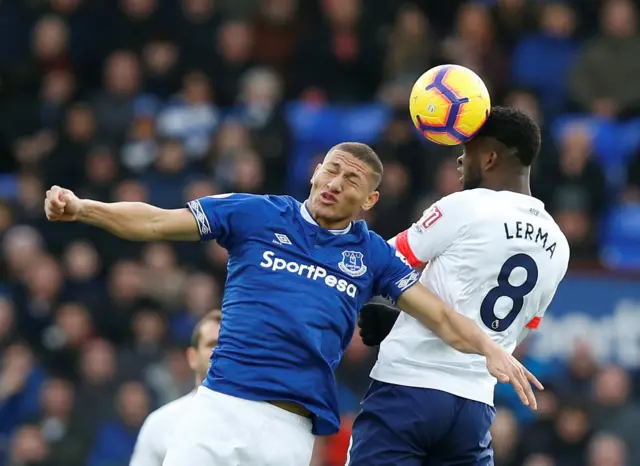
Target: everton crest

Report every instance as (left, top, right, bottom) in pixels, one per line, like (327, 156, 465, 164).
(339, 251, 367, 277)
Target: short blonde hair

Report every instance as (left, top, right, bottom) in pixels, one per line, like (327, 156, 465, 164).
(190, 310, 222, 348)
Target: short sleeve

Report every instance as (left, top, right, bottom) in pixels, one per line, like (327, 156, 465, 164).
(371, 234, 420, 303)
(393, 192, 469, 266)
(186, 193, 262, 249)
(527, 249, 569, 330)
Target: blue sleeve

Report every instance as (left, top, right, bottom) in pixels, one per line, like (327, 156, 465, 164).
(371, 235, 420, 303)
(186, 193, 264, 249)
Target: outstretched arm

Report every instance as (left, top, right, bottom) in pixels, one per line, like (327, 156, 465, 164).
(45, 185, 200, 241)
(397, 283, 543, 409)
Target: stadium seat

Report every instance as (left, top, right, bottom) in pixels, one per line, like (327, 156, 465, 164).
(551, 115, 640, 186)
(601, 203, 640, 269)
(0, 173, 18, 200)
(511, 35, 579, 116)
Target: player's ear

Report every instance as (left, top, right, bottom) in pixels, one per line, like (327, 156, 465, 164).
(361, 191, 380, 211)
(310, 163, 322, 184)
(186, 347, 198, 371)
(483, 151, 499, 170)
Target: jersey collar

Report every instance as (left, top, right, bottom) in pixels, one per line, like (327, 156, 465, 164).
(301, 202, 352, 235)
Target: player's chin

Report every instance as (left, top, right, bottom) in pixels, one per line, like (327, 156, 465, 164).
(461, 176, 481, 191)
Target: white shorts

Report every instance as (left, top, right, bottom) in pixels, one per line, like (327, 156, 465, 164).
(162, 386, 315, 466)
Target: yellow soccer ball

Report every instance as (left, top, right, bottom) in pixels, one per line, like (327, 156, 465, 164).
(409, 64, 491, 146)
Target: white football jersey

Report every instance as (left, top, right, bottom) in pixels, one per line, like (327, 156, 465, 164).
(371, 188, 570, 406)
(129, 393, 194, 466)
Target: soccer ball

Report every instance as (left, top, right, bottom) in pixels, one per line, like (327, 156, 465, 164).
(409, 64, 491, 146)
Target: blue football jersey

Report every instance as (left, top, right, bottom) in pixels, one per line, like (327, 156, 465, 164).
(186, 193, 419, 435)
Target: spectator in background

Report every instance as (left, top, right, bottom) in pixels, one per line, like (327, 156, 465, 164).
(120, 105, 159, 175)
(156, 71, 220, 161)
(176, 0, 221, 71)
(294, 0, 382, 102)
(1, 226, 45, 282)
(81, 146, 120, 202)
(517, 385, 561, 460)
(556, 341, 599, 400)
(213, 20, 257, 106)
(142, 139, 191, 209)
(252, 0, 300, 83)
(591, 366, 640, 465)
(15, 256, 64, 352)
(43, 302, 94, 381)
(0, 298, 15, 350)
(35, 378, 86, 466)
(118, 303, 167, 383)
(383, 4, 433, 92)
(28, 15, 72, 89)
(570, 0, 640, 119)
(550, 403, 591, 466)
(44, 102, 96, 191)
(7, 424, 53, 466)
(541, 122, 606, 262)
(624, 146, 640, 203)
(442, 2, 507, 96)
(522, 454, 556, 466)
(511, 2, 578, 117)
(60, 240, 103, 305)
(87, 381, 150, 466)
(111, 0, 165, 53)
(0, 344, 47, 447)
(490, 409, 521, 466)
(90, 51, 142, 143)
(234, 67, 291, 193)
(73, 339, 119, 433)
(140, 37, 181, 98)
(140, 243, 186, 309)
(587, 433, 627, 466)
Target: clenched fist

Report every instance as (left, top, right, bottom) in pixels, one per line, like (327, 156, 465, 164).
(44, 185, 82, 222)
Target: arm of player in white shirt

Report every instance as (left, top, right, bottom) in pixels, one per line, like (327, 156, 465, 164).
(129, 412, 164, 466)
(389, 193, 468, 266)
(397, 283, 543, 408)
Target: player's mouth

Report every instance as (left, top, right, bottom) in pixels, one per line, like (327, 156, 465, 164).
(320, 192, 338, 205)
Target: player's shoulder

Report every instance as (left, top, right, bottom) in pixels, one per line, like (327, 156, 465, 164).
(358, 222, 398, 256)
(353, 220, 383, 244)
(430, 190, 481, 214)
(211, 193, 299, 215)
(259, 194, 301, 213)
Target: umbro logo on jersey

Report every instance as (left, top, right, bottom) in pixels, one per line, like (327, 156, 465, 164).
(272, 233, 292, 245)
(187, 200, 211, 236)
(396, 271, 420, 291)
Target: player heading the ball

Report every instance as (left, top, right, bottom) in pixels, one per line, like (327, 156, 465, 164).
(44, 142, 541, 466)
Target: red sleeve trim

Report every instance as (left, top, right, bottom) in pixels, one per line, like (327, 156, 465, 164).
(526, 316, 542, 330)
(395, 230, 426, 267)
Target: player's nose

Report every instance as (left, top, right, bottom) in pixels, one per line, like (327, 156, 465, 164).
(326, 176, 343, 192)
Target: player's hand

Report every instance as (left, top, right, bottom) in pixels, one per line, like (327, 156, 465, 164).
(358, 302, 400, 346)
(485, 349, 544, 410)
(44, 185, 82, 222)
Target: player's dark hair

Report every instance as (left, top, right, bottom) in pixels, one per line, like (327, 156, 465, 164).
(331, 142, 384, 188)
(474, 106, 541, 167)
(190, 309, 222, 348)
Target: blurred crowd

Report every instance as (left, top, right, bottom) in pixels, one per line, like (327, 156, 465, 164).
(1, 0, 640, 465)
